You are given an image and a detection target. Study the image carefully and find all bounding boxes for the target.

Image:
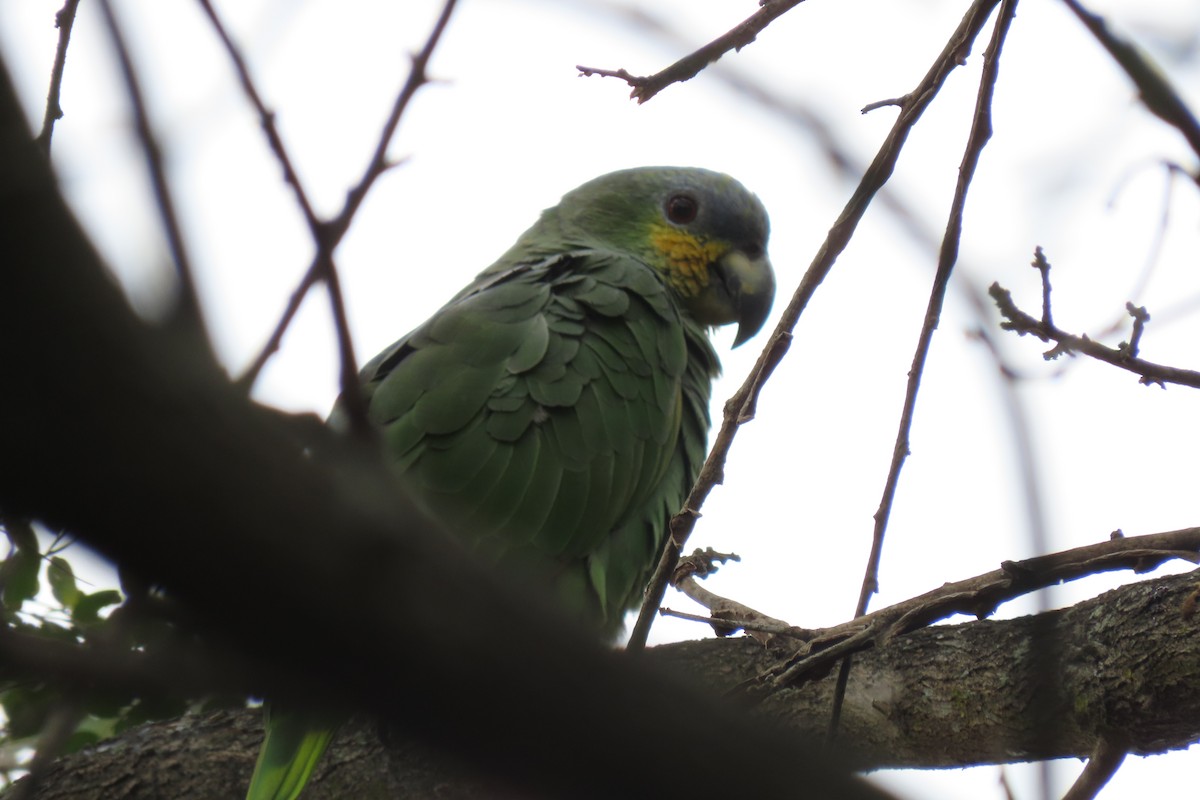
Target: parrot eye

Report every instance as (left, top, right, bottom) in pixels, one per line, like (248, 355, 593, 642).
(665, 194, 699, 225)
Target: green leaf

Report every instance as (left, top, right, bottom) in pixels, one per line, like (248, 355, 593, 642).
(1, 548, 40, 611)
(64, 729, 102, 753)
(66, 713, 119, 750)
(2, 685, 56, 739)
(47, 556, 81, 610)
(72, 590, 122, 624)
(81, 689, 129, 720)
(3, 519, 38, 554)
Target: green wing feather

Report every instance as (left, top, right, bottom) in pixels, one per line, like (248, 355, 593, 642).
(361, 249, 718, 631)
(245, 706, 337, 800)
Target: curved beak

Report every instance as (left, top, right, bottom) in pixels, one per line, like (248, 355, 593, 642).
(719, 249, 776, 347)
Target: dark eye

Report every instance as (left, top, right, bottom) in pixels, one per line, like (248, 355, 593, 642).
(665, 194, 698, 225)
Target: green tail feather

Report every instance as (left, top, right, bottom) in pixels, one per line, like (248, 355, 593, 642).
(245, 706, 337, 800)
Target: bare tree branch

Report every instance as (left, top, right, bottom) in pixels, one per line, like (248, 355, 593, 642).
(989, 273, 1200, 388)
(576, 0, 806, 103)
(830, 0, 1022, 749)
(14, 569, 1200, 798)
(95, 0, 207, 338)
(234, 0, 460, 438)
(33, 0, 82, 155)
(864, 0, 1019, 618)
(762, 526, 1200, 687)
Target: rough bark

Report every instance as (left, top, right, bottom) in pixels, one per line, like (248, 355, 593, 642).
(13, 568, 1200, 798)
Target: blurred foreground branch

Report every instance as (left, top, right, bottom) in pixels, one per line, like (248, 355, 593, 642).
(13, 569, 1200, 797)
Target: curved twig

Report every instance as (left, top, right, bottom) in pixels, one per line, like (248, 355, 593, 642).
(1060, 736, 1129, 800)
(231, 0, 459, 436)
(577, 0, 806, 104)
(96, 0, 207, 338)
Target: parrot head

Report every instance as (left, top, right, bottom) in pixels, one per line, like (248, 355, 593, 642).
(550, 167, 775, 347)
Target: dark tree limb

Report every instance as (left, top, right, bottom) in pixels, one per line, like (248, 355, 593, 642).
(14, 569, 1200, 798)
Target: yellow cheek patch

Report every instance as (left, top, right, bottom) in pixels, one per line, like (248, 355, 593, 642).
(649, 224, 727, 298)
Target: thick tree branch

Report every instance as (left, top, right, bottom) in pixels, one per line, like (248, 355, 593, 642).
(15, 569, 1200, 797)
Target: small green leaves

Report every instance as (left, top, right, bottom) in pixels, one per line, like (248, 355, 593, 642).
(1, 523, 41, 612)
(48, 556, 81, 610)
(72, 590, 122, 625)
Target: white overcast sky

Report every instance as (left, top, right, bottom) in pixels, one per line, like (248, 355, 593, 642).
(3, 1, 1200, 798)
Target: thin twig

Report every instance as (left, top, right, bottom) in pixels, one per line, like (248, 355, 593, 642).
(763, 526, 1200, 688)
(827, 0, 1020, 740)
(627, 0, 1005, 653)
(1060, 737, 1128, 800)
(1032, 246, 1054, 326)
(1124, 302, 1149, 358)
(236, 252, 321, 391)
(990, 282, 1200, 388)
(194, 0, 322, 235)
(577, 0, 805, 104)
(235, 0, 459, 435)
(669, 548, 806, 643)
(659, 606, 814, 640)
(863, 0, 1015, 623)
(95, 0, 207, 338)
(998, 768, 1018, 800)
(34, 0, 83, 155)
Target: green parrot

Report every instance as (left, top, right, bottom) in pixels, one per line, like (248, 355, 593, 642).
(245, 166, 775, 799)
